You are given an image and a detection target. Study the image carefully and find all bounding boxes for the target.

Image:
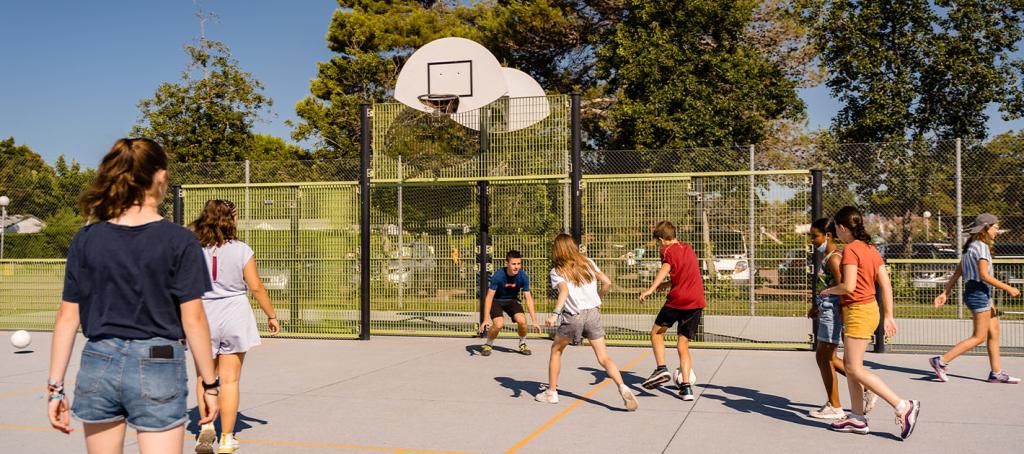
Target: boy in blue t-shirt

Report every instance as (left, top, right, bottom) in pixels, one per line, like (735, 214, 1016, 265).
(480, 250, 541, 356)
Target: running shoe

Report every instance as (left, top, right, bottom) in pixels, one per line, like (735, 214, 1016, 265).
(535, 389, 559, 404)
(863, 389, 878, 414)
(988, 370, 1021, 384)
(830, 416, 869, 435)
(196, 423, 217, 454)
(481, 344, 492, 356)
(218, 433, 238, 453)
(642, 368, 672, 389)
(929, 356, 949, 382)
(620, 387, 639, 411)
(809, 404, 846, 419)
(679, 384, 695, 401)
(519, 342, 532, 355)
(895, 400, 921, 440)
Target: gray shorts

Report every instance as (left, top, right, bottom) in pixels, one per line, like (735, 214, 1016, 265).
(203, 294, 262, 357)
(556, 308, 606, 345)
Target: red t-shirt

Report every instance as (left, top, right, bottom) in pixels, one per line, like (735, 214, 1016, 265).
(839, 240, 883, 306)
(661, 242, 707, 310)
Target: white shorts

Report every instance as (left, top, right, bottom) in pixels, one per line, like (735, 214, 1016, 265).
(202, 294, 261, 357)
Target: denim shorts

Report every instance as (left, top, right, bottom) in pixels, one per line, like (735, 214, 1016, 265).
(815, 295, 843, 344)
(71, 337, 189, 431)
(964, 280, 993, 314)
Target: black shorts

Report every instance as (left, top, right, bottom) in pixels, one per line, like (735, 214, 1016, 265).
(654, 306, 703, 340)
(490, 299, 525, 319)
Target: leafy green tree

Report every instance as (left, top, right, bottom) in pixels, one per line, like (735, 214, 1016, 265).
(596, 0, 804, 169)
(0, 137, 58, 219)
(134, 38, 272, 162)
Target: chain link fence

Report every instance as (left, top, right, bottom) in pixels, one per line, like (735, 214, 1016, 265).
(2, 113, 1022, 352)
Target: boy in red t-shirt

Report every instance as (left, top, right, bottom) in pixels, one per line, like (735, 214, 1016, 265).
(639, 221, 706, 401)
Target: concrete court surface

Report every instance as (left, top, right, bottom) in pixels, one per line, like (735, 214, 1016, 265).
(2, 331, 1023, 454)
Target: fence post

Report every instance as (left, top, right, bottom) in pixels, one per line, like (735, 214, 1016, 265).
(570, 93, 582, 245)
(810, 169, 823, 351)
(397, 155, 403, 309)
(244, 160, 250, 243)
(359, 104, 371, 340)
(955, 138, 963, 319)
(748, 144, 756, 317)
(477, 180, 491, 330)
(172, 185, 183, 225)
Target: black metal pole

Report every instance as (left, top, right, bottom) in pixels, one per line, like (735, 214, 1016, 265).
(570, 93, 583, 245)
(172, 185, 183, 225)
(810, 169, 822, 350)
(359, 104, 372, 340)
(477, 180, 491, 331)
(873, 283, 887, 353)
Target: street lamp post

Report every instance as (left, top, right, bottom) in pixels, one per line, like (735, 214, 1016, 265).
(0, 195, 9, 263)
(923, 211, 932, 241)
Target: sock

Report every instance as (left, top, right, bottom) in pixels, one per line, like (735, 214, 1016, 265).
(895, 400, 907, 413)
(519, 337, 527, 345)
(618, 383, 630, 394)
(485, 338, 494, 346)
(220, 432, 234, 445)
(849, 414, 867, 422)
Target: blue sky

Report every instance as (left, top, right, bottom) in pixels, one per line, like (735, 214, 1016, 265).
(1, 1, 1022, 166)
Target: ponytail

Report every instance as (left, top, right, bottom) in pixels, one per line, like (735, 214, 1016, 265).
(78, 138, 168, 221)
(833, 206, 872, 243)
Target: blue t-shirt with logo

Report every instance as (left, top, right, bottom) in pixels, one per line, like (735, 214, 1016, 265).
(489, 268, 531, 301)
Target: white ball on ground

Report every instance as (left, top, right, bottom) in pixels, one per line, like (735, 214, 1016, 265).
(674, 367, 698, 387)
(10, 330, 31, 349)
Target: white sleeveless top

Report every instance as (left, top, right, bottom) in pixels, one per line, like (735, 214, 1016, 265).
(201, 240, 255, 300)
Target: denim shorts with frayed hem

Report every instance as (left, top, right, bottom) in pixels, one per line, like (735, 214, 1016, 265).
(964, 280, 993, 314)
(815, 295, 843, 345)
(71, 337, 189, 432)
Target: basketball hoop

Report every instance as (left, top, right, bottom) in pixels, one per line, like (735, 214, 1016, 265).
(418, 94, 460, 116)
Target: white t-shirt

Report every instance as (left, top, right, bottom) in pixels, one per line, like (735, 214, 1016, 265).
(201, 240, 255, 300)
(549, 258, 603, 315)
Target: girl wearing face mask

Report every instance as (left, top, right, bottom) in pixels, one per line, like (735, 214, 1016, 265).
(930, 213, 1021, 384)
(806, 218, 849, 420)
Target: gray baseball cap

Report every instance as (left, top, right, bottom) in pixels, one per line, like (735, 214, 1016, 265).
(965, 213, 999, 234)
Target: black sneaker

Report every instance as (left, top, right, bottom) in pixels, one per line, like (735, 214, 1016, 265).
(642, 368, 672, 389)
(679, 384, 694, 401)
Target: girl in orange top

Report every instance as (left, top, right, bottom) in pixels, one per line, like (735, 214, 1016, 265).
(819, 206, 920, 439)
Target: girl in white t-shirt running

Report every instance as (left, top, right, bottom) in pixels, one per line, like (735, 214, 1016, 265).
(190, 199, 280, 454)
(534, 234, 638, 411)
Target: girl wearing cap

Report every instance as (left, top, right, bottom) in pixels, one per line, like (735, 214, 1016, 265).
(930, 213, 1021, 384)
(191, 199, 280, 453)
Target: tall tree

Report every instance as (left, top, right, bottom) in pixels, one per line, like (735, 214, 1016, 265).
(134, 38, 273, 162)
(596, 0, 804, 170)
(0, 137, 58, 219)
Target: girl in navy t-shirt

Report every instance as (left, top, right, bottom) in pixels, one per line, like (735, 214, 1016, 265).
(47, 138, 221, 453)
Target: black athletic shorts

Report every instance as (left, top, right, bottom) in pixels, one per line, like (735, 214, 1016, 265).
(490, 299, 525, 319)
(654, 306, 703, 340)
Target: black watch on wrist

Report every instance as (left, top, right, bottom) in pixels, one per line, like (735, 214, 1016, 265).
(202, 376, 220, 390)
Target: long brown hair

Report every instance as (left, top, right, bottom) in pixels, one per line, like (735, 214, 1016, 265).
(963, 230, 995, 254)
(833, 206, 872, 243)
(191, 199, 238, 247)
(78, 138, 168, 221)
(552, 233, 596, 286)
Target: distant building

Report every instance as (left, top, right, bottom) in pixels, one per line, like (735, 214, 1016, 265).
(1, 215, 46, 234)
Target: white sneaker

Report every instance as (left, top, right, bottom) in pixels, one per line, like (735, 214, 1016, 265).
(620, 386, 639, 412)
(535, 389, 559, 404)
(195, 423, 216, 454)
(863, 389, 878, 414)
(809, 403, 846, 419)
(218, 433, 239, 453)
(674, 367, 698, 388)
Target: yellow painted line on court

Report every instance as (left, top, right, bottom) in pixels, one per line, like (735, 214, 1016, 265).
(0, 385, 45, 399)
(0, 424, 51, 432)
(505, 350, 652, 454)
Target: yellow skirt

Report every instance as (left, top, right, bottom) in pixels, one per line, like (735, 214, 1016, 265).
(842, 302, 880, 340)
